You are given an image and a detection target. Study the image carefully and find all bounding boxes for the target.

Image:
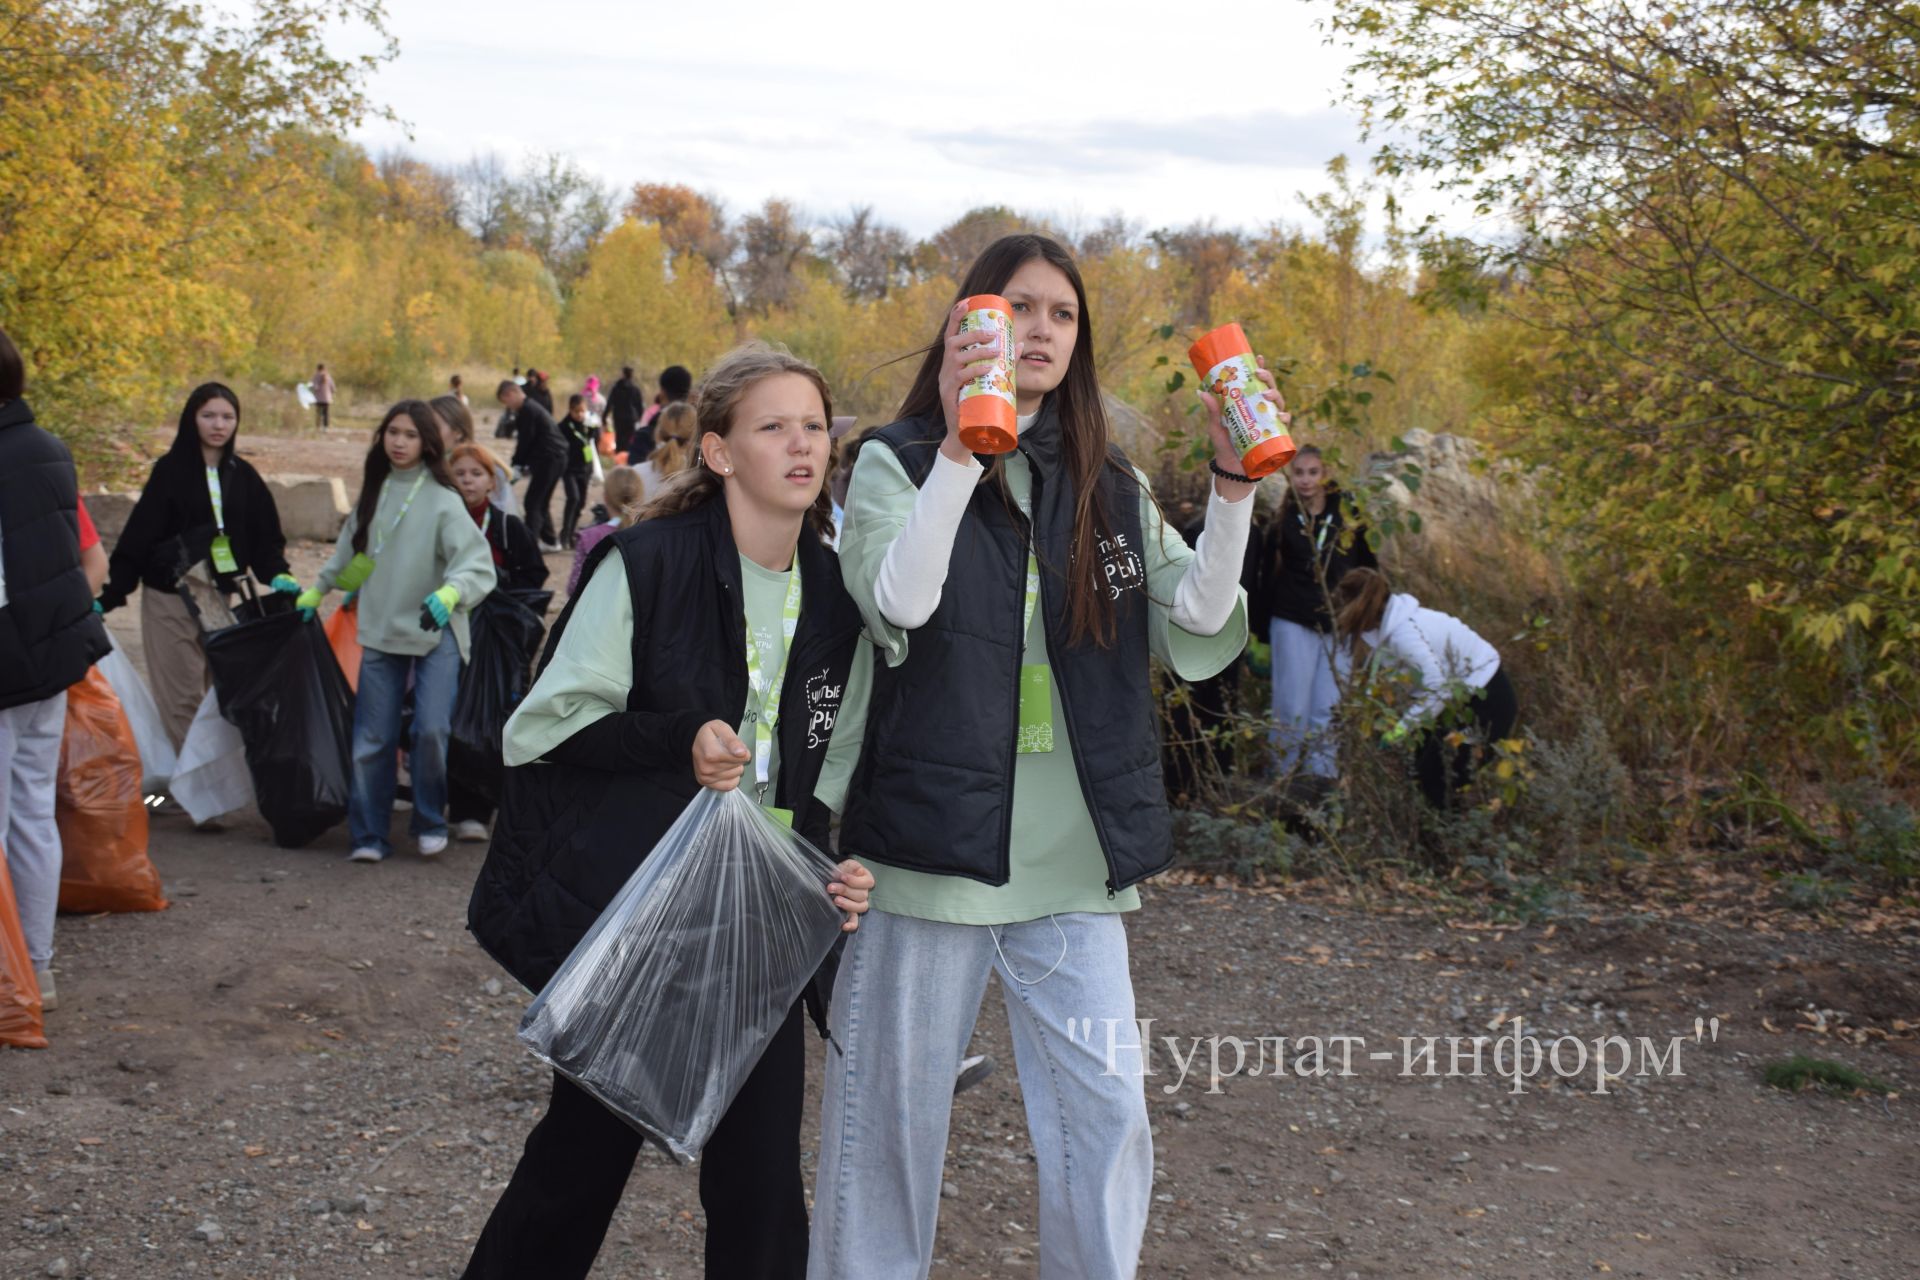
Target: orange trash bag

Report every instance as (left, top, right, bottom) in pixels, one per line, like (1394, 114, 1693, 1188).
(326, 600, 363, 693)
(57, 667, 167, 914)
(0, 849, 48, 1049)
(597, 427, 615, 455)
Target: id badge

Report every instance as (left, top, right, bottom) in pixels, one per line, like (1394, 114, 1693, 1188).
(1017, 664, 1055, 753)
(208, 535, 238, 575)
(335, 552, 376, 591)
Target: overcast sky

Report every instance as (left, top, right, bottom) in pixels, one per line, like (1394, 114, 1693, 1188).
(343, 0, 1425, 240)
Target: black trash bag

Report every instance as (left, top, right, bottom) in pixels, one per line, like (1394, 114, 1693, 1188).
(448, 589, 551, 795)
(201, 610, 355, 848)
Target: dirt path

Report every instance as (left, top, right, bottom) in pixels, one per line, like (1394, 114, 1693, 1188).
(6, 504, 1917, 1279)
(7, 794, 1917, 1278)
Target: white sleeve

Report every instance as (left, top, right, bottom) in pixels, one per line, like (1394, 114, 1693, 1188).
(870, 451, 984, 630)
(1166, 485, 1255, 636)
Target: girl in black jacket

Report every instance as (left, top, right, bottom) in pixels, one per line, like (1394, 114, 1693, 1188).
(464, 343, 876, 1280)
(1249, 444, 1377, 782)
(100, 383, 300, 748)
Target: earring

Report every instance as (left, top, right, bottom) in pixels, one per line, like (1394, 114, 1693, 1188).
(723, 466, 733, 475)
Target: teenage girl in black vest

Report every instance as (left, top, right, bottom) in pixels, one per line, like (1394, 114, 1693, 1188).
(464, 344, 876, 1280)
(811, 235, 1284, 1279)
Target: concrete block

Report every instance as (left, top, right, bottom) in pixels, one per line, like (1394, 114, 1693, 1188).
(86, 491, 139, 547)
(267, 474, 351, 542)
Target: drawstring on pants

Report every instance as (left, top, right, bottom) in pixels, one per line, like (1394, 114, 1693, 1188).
(990, 914, 1069, 986)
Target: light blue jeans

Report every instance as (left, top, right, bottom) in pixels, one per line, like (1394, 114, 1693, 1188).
(809, 908, 1152, 1280)
(347, 630, 459, 855)
(1269, 616, 1349, 779)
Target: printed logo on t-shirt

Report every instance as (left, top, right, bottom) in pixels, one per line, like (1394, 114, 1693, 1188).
(804, 666, 844, 750)
(1098, 530, 1146, 602)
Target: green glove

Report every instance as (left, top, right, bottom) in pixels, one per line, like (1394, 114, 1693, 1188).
(422, 584, 460, 629)
(295, 587, 324, 621)
(1383, 722, 1411, 747)
(271, 574, 301, 595)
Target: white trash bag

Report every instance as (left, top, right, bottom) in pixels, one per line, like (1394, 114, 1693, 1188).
(97, 644, 177, 795)
(170, 685, 253, 824)
(518, 787, 847, 1163)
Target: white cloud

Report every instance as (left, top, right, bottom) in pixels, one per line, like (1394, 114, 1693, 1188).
(344, 0, 1449, 237)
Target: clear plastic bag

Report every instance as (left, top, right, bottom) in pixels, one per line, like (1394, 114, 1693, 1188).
(517, 787, 847, 1163)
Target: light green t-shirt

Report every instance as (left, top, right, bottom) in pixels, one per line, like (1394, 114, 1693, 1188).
(501, 550, 871, 816)
(836, 437, 1249, 926)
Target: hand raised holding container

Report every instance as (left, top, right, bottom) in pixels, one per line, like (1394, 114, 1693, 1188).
(1191, 324, 1296, 491)
(937, 297, 1020, 463)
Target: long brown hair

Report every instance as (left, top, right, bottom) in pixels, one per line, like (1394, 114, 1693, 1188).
(351, 400, 456, 554)
(639, 344, 837, 538)
(897, 233, 1128, 648)
(1330, 565, 1392, 656)
(430, 393, 477, 445)
(650, 401, 697, 478)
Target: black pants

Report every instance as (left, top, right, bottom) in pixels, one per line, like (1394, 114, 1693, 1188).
(315, 402, 330, 428)
(561, 464, 591, 545)
(463, 1001, 810, 1280)
(522, 458, 564, 546)
(1415, 666, 1519, 807)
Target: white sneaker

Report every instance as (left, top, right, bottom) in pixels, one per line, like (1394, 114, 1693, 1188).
(417, 832, 449, 857)
(539, 540, 561, 554)
(955, 1053, 996, 1095)
(34, 969, 56, 1012)
(454, 820, 490, 843)
(347, 846, 387, 863)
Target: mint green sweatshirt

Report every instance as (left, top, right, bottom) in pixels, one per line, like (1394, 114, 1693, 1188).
(315, 466, 497, 659)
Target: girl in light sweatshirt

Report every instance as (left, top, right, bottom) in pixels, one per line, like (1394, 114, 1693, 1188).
(1330, 566, 1517, 807)
(299, 401, 497, 862)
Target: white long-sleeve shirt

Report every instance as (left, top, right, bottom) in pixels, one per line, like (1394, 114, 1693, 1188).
(1361, 593, 1502, 731)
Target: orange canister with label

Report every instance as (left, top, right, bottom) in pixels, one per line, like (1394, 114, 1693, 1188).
(1188, 323, 1296, 478)
(956, 294, 1018, 454)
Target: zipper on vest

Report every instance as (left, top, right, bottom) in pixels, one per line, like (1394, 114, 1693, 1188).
(1028, 471, 1124, 898)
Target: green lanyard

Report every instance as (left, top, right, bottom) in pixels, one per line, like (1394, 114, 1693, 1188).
(205, 467, 227, 534)
(205, 466, 240, 574)
(743, 566, 804, 795)
(1022, 550, 1039, 639)
(371, 472, 428, 558)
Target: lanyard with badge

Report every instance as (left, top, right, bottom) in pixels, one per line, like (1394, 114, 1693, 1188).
(205, 466, 239, 574)
(335, 472, 427, 591)
(1016, 546, 1054, 754)
(742, 566, 804, 826)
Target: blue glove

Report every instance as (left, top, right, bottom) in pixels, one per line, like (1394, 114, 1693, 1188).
(270, 574, 301, 595)
(342, 589, 358, 609)
(92, 599, 104, 615)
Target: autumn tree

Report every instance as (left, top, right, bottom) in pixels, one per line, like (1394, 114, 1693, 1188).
(0, 0, 392, 444)
(822, 205, 912, 300)
(563, 219, 734, 379)
(734, 198, 816, 313)
(1332, 0, 1920, 761)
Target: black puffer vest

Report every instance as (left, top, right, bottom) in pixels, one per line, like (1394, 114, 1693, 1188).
(0, 399, 111, 709)
(467, 498, 864, 995)
(837, 406, 1174, 892)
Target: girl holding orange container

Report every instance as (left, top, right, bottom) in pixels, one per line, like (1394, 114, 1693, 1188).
(812, 234, 1288, 1279)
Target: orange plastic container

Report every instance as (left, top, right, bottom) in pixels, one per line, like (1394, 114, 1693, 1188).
(956, 294, 1018, 454)
(1188, 323, 1297, 478)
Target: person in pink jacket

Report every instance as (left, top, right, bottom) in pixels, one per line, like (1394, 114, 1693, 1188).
(312, 363, 336, 429)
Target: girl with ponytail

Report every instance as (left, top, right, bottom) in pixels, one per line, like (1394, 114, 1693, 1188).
(465, 342, 875, 1280)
